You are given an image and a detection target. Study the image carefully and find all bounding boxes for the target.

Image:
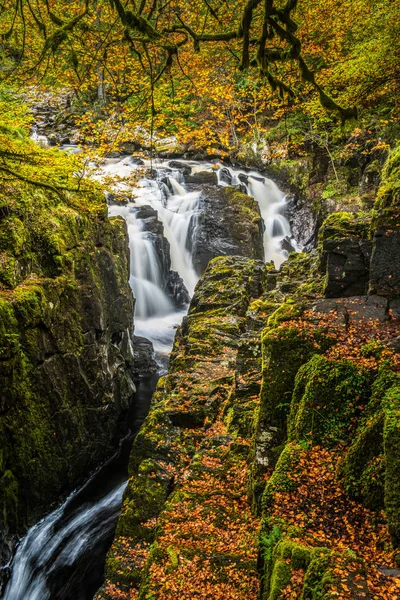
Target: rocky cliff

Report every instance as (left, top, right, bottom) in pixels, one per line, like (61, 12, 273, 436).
(0, 179, 138, 567)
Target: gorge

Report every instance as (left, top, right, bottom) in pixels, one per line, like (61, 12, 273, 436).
(1, 158, 293, 599)
(0, 1, 399, 595)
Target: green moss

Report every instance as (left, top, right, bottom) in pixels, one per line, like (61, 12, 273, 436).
(250, 324, 331, 509)
(263, 538, 312, 600)
(375, 143, 400, 210)
(0, 470, 19, 531)
(383, 385, 400, 548)
(189, 255, 263, 318)
(222, 186, 262, 221)
(262, 442, 306, 511)
(339, 412, 384, 509)
(288, 355, 371, 446)
(0, 172, 134, 539)
(318, 211, 371, 245)
(166, 546, 179, 572)
(117, 458, 168, 541)
(258, 325, 329, 439)
(267, 300, 304, 328)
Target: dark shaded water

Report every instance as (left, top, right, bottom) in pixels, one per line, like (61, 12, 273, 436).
(2, 375, 158, 600)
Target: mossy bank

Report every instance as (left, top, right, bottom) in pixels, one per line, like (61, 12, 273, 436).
(0, 176, 137, 567)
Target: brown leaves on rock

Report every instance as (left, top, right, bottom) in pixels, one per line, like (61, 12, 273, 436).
(147, 422, 260, 600)
(268, 446, 400, 599)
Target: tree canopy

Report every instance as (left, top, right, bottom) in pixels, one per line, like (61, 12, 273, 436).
(0, 0, 399, 156)
(0, 0, 359, 116)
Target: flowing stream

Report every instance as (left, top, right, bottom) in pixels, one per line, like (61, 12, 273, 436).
(2, 158, 294, 599)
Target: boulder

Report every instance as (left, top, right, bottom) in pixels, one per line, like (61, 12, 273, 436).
(132, 336, 158, 378)
(191, 186, 264, 274)
(165, 271, 190, 309)
(186, 170, 218, 185)
(168, 161, 191, 176)
(370, 226, 400, 297)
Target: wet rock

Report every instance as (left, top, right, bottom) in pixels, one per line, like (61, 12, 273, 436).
(281, 236, 296, 254)
(132, 336, 158, 378)
(219, 168, 233, 185)
(348, 295, 388, 323)
(165, 271, 190, 309)
(185, 170, 218, 185)
(129, 156, 145, 166)
(322, 237, 372, 297)
(106, 192, 129, 206)
(98, 256, 265, 599)
(132, 205, 159, 221)
(191, 186, 264, 274)
(168, 161, 191, 176)
(370, 226, 400, 297)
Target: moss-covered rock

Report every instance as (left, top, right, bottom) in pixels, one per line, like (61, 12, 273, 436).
(369, 208, 400, 297)
(191, 185, 264, 274)
(0, 181, 137, 565)
(318, 212, 373, 298)
(375, 143, 400, 210)
(339, 412, 384, 509)
(262, 441, 306, 511)
(98, 255, 265, 599)
(288, 355, 371, 446)
(383, 384, 400, 549)
(249, 319, 335, 511)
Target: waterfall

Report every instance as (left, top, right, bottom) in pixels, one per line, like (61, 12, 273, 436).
(101, 158, 295, 351)
(3, 483, 127, 600)
(30, 125, 49, 147)
(103, 163, 202, 358)
(216, 166, 294, 267)
(108, 205, 174, 319)
(247, 176, 292, 267)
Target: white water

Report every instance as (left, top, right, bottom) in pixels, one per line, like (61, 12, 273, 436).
(216, 166, 294, 267)
(103, 161, 202, 359)
(3, 482, 127, 600)
(248, 176, 292, 266)
(30, 126, 49, 147)
(102, 157, 294, 354)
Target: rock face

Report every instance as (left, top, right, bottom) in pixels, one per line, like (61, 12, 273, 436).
(191, 185, 264, 273)
(96, 256, 265, 600)
(0, 183, 139, 566)
(370, 213, 400, 297)
(318, 212, 373, 297)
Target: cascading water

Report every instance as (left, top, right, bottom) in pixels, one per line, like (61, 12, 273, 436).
(30, 125, 49, 147)
(108, 204, 174, 319)
(2, 157, 296, 600)
(103, 162, 202, 359)
(216, 166, 294, 267)
(3, 483, 127, 600)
